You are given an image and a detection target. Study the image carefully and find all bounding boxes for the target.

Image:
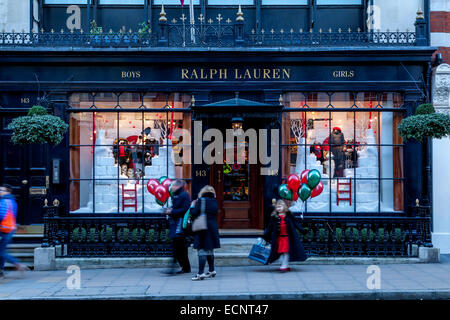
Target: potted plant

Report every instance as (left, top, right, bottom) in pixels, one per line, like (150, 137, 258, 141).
(138, 21, 151, 45)
(89, 20, 103, 45)
(7, 105, 68, 145)
(398, 103, 450, 207)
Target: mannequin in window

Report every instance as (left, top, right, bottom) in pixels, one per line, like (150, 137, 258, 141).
(329, 127, 345, 177)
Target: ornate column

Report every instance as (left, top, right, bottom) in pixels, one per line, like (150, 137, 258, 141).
(432, 63, 450, 254)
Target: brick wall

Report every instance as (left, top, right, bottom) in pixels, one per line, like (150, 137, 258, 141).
(431, 7, 450, 63)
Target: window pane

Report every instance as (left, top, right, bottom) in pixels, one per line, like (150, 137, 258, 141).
(70, 181, 92, 213)
(317, 0, 362, 4)
(209, 0, 253, 4)
(45, 0, 87, 4)
(154, 0, 199, 4)
(70, 147, 94, 180)
(70, 112, 93, 145)
(99, 0, 144, 4)
(262, 0, 307, 5)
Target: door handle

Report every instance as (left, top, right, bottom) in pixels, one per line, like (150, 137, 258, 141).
(218, 170, 222, 183)
(22, 180, 28, 185)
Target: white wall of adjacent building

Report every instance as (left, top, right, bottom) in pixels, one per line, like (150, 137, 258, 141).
(371, 0, 422, 31)
(0, 0, 31, 32)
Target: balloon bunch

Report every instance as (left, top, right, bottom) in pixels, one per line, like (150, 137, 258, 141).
(146, 176, 173, 206)
(278, 169, 324, 202)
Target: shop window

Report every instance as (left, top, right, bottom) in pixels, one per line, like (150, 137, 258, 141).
(283, 92, 404, 214)
(69, 92, 191, 214)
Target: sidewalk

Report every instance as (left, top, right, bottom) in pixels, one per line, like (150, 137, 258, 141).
(1, 262, 450, 300)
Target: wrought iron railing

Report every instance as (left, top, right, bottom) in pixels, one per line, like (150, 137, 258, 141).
(0, 26, 417, 48)
(42, 201, 431, 258)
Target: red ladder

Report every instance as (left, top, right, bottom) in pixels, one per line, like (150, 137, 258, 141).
(121, 183, 137, 212)
(337, 178, 352, 206)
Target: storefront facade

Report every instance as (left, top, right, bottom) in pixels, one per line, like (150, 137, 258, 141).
(0, 2, 436, 256)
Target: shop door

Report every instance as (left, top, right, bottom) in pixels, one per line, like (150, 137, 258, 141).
(0, 112, 49, 225)
(210, 142, 263, 230)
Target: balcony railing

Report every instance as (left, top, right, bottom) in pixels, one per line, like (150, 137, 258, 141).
(0, 25, 417, 49)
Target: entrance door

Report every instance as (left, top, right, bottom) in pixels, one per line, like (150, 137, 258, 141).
(0, 112, 49, 225)
(209, 125, 263, 230)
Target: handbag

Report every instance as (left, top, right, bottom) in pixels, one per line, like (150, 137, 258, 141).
(248, 239, 271, 264)
(182, 208, 192, 232)
(192, 198, 207, 232)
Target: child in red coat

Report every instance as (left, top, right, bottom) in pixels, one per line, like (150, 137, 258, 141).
(263, 200, 308, 272)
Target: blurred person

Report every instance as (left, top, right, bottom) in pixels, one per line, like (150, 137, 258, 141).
(0, 185, 29, 278)
(164, 179, 191, 274)
(263, 199, 308, 272)
(190, 185, 220, 281)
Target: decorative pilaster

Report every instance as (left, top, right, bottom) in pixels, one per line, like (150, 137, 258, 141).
(158, 2, 168, 46)
(235, 4, 244, 46)
(415, 2, 427, 46)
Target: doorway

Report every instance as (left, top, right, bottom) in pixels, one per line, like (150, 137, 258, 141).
(0, 112, 49, 226)
(207, 117, 264, 229)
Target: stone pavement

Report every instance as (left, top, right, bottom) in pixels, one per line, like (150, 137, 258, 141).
(1, 259, 450, 300)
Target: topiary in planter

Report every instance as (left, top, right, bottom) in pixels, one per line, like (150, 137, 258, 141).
(132, 228, 146, 243)
(71, 227, 87, 243)
(345, 227, 359, 242)
(100, 227, 113, 243)
(318, 228, 328, 242)
(398, 103, 450, 142)
(335, 228, 343, 242)
(390, 228, 406, 243)
(7, 105, 69, 145)
(147, 229, 156, 243)
(87, 228, 97, 243)
(117, 228, 130, 242)
(361, 228, 375, 242)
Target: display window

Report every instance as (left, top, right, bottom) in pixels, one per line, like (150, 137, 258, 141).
(283, 92, 404, 214)
(69, 92, 192, 214)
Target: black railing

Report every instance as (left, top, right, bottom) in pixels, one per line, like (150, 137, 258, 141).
(0, 26, 417, 48)
(42, 201, 431, 258)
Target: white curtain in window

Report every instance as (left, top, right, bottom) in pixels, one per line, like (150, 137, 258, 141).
(262, 0, 307, 5)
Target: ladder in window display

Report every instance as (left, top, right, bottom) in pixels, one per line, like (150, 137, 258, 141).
(336, 178, 352, 206)
(121, 183, 138, 212)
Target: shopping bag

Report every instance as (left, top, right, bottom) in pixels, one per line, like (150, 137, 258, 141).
(192, 199, 207, 232)
(248, 241, 271, 264)
(182, 208, 191, 230)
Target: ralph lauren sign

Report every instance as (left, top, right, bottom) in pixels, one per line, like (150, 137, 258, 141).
(181, 68, 291, 80)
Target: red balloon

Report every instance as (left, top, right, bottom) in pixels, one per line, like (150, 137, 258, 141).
(146, 179, 160, 195)
(300, 170, 310, 185)
(311, 181, 324, 199)
(292, 192, 299, 201)
(161, 178, 172, 192)
(286, 174, 301, 193)
(154, 185, 169, 204)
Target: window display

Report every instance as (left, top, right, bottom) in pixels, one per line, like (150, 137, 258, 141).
(284, 92, 404, 214)
(69, 93, 191, 214)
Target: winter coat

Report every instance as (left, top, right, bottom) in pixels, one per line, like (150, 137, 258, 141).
(168, 188, 191, 239)
(263, 212, 308, 264)
(190, 192, 221, 250)
(0, 194, 17, 234)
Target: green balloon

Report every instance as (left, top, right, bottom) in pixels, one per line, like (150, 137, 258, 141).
(159, 176, 168, 184)
(278, 184, 293, 201)
(307, 169, 321, 189)
(299, 184, 312, 202)
(156, 199, 166, 207)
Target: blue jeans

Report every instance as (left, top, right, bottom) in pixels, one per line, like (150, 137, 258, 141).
(0, 231, 19, 270)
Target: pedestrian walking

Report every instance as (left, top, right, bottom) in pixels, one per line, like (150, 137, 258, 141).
(190, 185, 220, 281)
(0, 185, 29, 278)
(263, 199, 308, 272)
(164, 179, 191, 274)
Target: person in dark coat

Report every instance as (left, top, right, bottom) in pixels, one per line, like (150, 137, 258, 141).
(189, 185, 221, 281)
(164, 179, 191, 274)
(263, 200, 308, 272)
(329, 127, 345, 177)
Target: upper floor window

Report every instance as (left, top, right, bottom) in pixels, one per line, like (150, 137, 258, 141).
(153, 0, 200, 4)
(316, 0, 362, 4)
(99, 0, 145, 4)
(44, 0, 87, 4)
(262, 0, 307, 5)
(208, 0, 253, 4)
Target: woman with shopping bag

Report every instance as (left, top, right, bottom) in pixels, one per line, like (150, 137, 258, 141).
(189, 185, 221, 281)
(263, 199, 308, 272)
